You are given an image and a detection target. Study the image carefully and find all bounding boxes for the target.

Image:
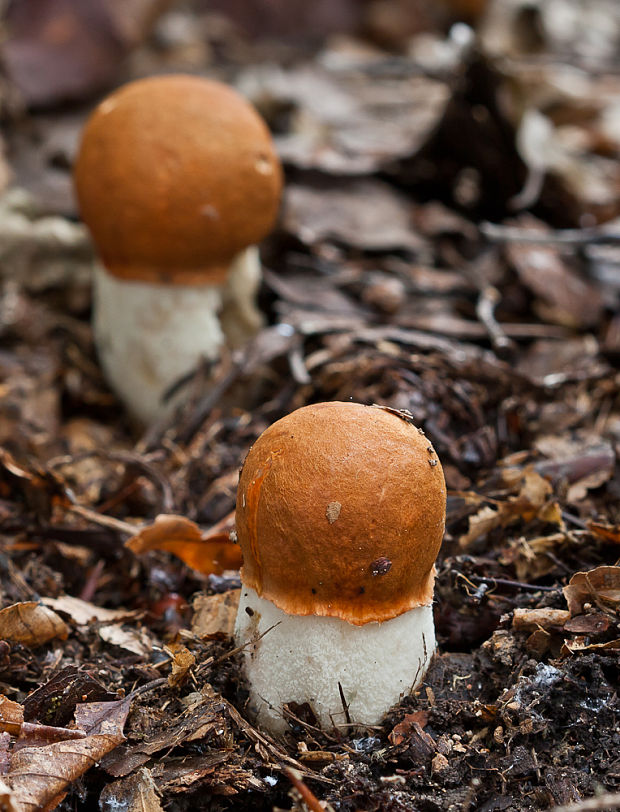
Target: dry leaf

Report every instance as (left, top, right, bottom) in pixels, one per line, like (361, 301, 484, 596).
(505, 215, 603, 328)
(191, 591, 241, 638)
(167, 646, 196, 689)
(97, 625, 153, 657)
(7, 698, 130, 812)
(459, 469, 562, 549)
(126, 514, 241, 575)
(388, 711, 430, 746)
(563, 566, 620, 615)
(41, 595, 140, 626)
(563, 638, 620, 653)
(563, 613, 611, 635)
(588, 521, 620, 545)
(0, 698, 23, 736)
(99, 768, 163, 812)
(0, 603, 68, 647)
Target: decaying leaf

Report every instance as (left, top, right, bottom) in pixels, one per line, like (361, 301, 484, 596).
(97, 625, 153, 657)
(41, 595, 140, 626)
(504, 216, 603, 328)
(0, 603, 68, 647)
(588, 521, 620, 545)
(563, 566, 620, 616)
(459, 469, 562, 549)
(41, 595, 149, 656)
(7, 697, 130, 812)
(388, 711, 430, 747)
(166, 645, 196, 689)
(282, 180, 425, 253)
(191, 590, 241, 638)
(99, 768, 163, 812)
(126, 514, 241, 575)
(0, 698, 23, 736)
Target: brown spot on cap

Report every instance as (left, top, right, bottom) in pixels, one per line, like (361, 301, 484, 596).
(326, 501, 342, 524)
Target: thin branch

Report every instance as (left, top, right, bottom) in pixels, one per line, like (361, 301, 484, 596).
(551, 792, 620, 812)
(480, 221, 620, 246)
(284, 767, 334, 812)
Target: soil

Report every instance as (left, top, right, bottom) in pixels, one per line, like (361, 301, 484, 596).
(1, 1, 620, 810)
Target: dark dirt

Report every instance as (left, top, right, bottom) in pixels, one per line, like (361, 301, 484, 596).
(1, 0, 620, 810)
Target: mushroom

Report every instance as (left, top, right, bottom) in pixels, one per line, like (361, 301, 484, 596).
(73, 74, 282, 423)
(234, 401, 446, 735)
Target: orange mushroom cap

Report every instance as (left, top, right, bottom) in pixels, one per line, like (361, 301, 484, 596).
(74, 74, 282, 285)
(236, 401, 446, 625)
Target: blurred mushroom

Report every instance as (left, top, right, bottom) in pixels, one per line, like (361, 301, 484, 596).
(74, 74, 282, 422)
(234, 401, 446, 735)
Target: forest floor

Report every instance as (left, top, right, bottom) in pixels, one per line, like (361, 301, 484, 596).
(1, 1, 620, 810)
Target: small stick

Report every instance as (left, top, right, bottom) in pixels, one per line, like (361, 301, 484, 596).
(462, 574, 560, 593)
(480, 221, 620, 246)
(284, 767, 329, 812)
(475, 286, 515, 355)
(337, 683, 351, 726)
(551, 791, 620, 812)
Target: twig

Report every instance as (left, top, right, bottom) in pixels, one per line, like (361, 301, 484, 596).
(337, 683, 351, 727)
(128, 677, 168, 700)
(551, 791, 620, 812)
(284, 767, 333, 812)
(463, 574, 560, 593)
(480, 221, 620, 246)
(65, 504, 136, 536)
(79, 558, 105, 603)
(475, 286, 516, 355)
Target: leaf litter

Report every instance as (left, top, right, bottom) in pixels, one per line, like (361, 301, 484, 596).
(1, 0, 620, 810)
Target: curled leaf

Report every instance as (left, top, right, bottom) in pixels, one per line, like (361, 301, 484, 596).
(563, 566, 620, 616)
(126, 514, 241, 576)
(7, 698, 130, 812)
(0, 603, 68, 647)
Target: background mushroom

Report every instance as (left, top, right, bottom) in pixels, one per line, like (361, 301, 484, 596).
(74, 74, 282, 423)
(234, 401, 446, 735)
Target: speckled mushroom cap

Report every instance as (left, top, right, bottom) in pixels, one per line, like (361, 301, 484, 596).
(74, 74, 282, 285)
(235, 401, 446, 625)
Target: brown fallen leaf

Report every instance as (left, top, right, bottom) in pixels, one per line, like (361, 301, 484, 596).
(563, 638, 620, 653)
(166, 645, 196, 689)
(0, 696, 84, 751)
(505, 215, 603, 328)
(191, 590, 241, 638)
(7, 697, 130, 812)
(99, 768, 163, 812)
(126, 514, 241, 575)
(41, 595, 140, 626)
(388, 711, 431, 747)
(0, 698, 23, 737)
(588, 521, 620, 545)
(563, 613, 611, 635)
(97, 625, 153, 658)
(0, 603, 68, 647)
(459, 468, 562, 549)
(563, 566, 620, 616)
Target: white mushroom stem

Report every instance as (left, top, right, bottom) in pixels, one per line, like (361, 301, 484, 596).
(235, 586, 436, 737)
(93, 246, 263, 423)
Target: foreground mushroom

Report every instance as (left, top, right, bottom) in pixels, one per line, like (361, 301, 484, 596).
(234, 401, 446, 735)
(74, 74, 282, 423)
